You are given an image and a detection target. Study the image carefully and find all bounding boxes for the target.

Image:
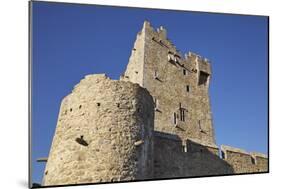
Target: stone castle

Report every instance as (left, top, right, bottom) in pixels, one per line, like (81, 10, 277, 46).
(42, 21, 268, 186)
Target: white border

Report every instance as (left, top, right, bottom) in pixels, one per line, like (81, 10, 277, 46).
(0, 0, 279, 189)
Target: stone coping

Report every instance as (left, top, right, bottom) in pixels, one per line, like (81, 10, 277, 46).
(251, 152, 268, 159)
(154, 131, 218, 149)
(221, 145, 268, 159)
(221, 145, 250, 155)
(187, 137, 218, 149)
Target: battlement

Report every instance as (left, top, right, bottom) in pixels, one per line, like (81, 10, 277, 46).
(154, 131, 233, 178)
(221, 145, 250, 157)
(221, 145, 268, 173)
(149, 131, 219, 154)
(251, 152, 268, 159)
(186, 52, 210, 63)
(221, 145, 268, 160)
(154, 132, 268, 166)
(154, 133, 268, 177)
(142, 21, 180, 54)
(142, 21, 211, 64)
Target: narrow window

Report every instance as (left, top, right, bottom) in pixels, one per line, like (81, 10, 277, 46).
(198, 120, 204, 132)
(180, 109, 182, 121)
(183, 69, 186, 75)
(154, 98, 157, 108)
(179, 103, 185, 122)
(186, 85, 190, 92)
(173, 113, 177, 125)
(179, 109, 185, 122)
(154, 97, 159, 111)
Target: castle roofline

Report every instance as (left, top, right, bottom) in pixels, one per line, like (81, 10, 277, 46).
(142, 21, 211, 63)
(221, 145, 268, 159)
(221, 145, 250, 155)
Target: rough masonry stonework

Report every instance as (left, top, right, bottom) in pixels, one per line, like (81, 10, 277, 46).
(122, 21, 215, 145)
(42, 21, 268, 186)
(43, 74, 154, 185)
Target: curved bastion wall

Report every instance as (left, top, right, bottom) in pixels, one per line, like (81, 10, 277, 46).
(43, 74, 154, 186)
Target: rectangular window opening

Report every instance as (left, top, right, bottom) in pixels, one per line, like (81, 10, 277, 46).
(186, 85, 190, 92)
(180, 109, 182, 121)
(154, 98, 158, 108)
(198, 71, 209, 86)
(183, 69, 186, 75)
(180, 109, 185, 122)
(198, 120, 202, 131)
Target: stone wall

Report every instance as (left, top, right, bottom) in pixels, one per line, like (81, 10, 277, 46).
(153, 132, 234, 179)
(153, 133, 268, 179)
(221, 145, 268, 174)
(123, 21, 215, 145)
(43, 74, 154, 186)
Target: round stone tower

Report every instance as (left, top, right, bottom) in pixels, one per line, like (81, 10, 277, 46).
(43, 74, 154, 186)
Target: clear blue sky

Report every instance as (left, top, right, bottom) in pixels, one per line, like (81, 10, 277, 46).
(31, 1, 268, 184)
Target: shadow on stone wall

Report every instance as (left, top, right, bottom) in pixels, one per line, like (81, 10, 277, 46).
(153, 131, 234, 179)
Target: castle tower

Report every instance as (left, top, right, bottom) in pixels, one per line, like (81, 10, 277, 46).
(43, 74, 154, 186)
(122, 21, 215, 145)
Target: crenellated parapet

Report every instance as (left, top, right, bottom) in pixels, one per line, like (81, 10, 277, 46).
(221, 145, 268, 173)
(153, 134, 268, 179)
(153, 132, 233, 178)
